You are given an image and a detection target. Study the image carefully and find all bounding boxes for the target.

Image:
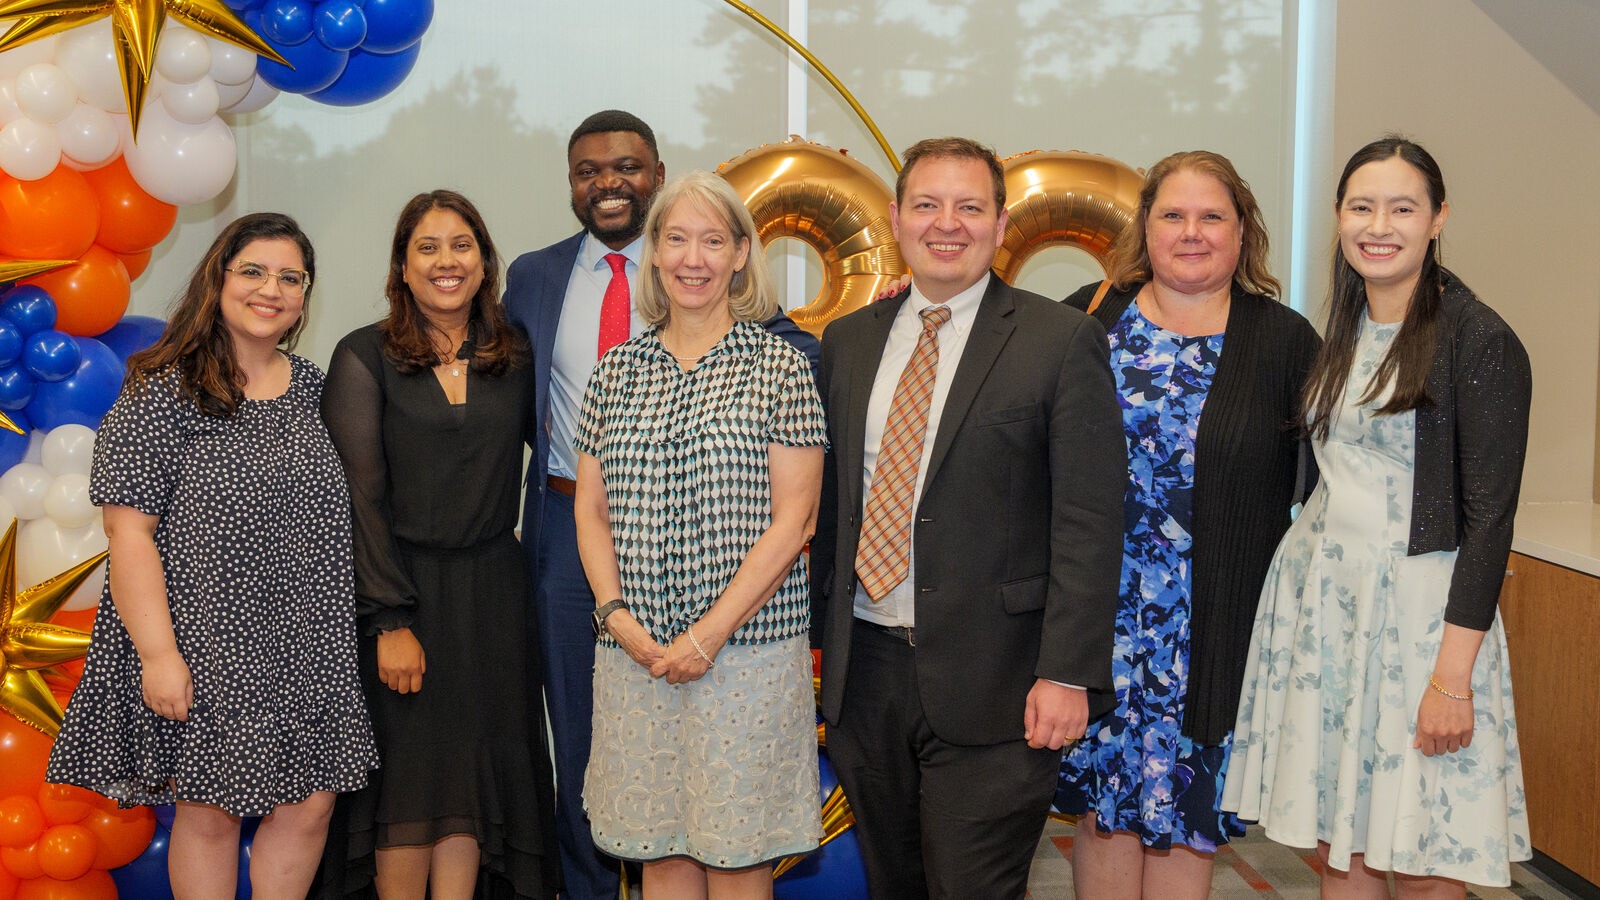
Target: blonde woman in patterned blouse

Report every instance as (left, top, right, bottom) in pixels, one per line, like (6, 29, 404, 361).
(572, 170, 826, 899)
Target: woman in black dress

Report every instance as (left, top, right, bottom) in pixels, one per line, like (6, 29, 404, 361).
(47, 212, 379, 898)
(322, 190, 559, 899)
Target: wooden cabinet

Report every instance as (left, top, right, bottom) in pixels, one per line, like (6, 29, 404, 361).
(1499, 552, 1600, 884)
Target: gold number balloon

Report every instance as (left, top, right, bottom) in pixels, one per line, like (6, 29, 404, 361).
(996, 150, 1145, 283)
(718, 137, 905, 337)
(720, 140, 1145, 336)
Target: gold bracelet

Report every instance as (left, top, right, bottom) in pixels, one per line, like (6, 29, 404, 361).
(686, 627, 715, 668)
(1428, 675, 1473, 701)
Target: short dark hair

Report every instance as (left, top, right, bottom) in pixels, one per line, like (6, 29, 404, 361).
(895, 137, 1006, 209)
(567, 109, 658, 160)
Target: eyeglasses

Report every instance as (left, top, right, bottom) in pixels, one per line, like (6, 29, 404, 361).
(226, 262, 311, 295)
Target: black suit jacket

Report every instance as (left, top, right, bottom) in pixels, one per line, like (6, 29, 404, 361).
(810, 275, 1125, 746)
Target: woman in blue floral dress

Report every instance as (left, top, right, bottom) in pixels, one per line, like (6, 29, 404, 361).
(1058, 151, 1319, 899)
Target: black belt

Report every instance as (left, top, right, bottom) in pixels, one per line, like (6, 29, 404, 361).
(855, 618, 915, 646)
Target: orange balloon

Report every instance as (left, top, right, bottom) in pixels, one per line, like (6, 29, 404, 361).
(0, 841, 43, 881)
(21, 247, 130, 338)
(34, 787, 94, 828)
(0, 799, 43, 849)
(34, 825, 93, 882)
(115, 249, 151, 281)
(80, 158, 177, 255)
(0, 721, 53, 799)
(80, 807, 152, 870)
(0, 860, 18, 898)
(0, 168, 99, 261)
(14, 870, 115, 900)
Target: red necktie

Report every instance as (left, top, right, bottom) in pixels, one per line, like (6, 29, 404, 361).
(856, 305, 952, 601)
(597, 252, 630, 359)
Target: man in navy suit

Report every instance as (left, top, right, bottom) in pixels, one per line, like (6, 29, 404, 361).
(502, 110, 817, 900)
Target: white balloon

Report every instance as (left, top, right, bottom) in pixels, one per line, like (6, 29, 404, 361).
(23, 429, 45, 465)
(214, 78, 251, 110)
(220, 76, 278, 116)
(57, 103, 120, 169)
(43, 473, 95, 529)
(0, 37, 57, 81)
(0, 498, 16, 532)
(17, 517, 108, 611)
(207, 38, 258, 86)
(0, 462, 52, 520)
(155, 28, 213, 84)
(0, 79, 21, 123)
(41, 424, 97, 476)
(55, 20, 125, 112)
(157, 74, 220, 125)
(14, 63, 78, 125)
(122, 105, 236, 205)
(0, 117, 62, 180)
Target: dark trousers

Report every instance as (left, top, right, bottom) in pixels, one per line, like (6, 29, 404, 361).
(533, 491, 619, 900)
(827, 623, 1061, 900)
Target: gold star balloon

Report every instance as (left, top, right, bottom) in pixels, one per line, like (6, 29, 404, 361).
(0, 519, 103, 736)
(0, 0, 290, 137)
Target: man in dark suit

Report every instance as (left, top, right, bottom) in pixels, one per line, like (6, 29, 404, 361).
(502, 109, 817, 900)
(810, 136, 1124, 898)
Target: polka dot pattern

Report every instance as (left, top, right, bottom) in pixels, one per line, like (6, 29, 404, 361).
(46, 356, 380, 817)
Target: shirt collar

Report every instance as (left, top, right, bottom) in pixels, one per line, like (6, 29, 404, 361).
(905, 271, 990, 336)
(577, 231, 645, 272)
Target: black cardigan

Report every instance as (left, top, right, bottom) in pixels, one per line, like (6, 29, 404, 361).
(1406, 270, 1531, 630)
(1064, 281, 1321, 744)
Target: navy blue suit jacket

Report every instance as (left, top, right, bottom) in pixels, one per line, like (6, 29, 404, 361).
(502, 230, 820, 554)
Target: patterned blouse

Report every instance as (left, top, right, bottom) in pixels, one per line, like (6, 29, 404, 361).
(574, 319, 828, 646)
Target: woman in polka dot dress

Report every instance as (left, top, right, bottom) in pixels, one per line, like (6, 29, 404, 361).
(45, 213, 380, 898)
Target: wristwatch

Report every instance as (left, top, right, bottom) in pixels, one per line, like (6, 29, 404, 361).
(591, 599, 629, 638)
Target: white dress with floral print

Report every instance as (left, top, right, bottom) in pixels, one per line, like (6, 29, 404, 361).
(1223, 317, 1530, 886)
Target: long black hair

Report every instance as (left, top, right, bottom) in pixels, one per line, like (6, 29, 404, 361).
(1303, 135, 1446, 440)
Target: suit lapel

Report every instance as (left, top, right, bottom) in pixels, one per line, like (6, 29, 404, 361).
(842, 294, 906, 515)
(924, 277, 1016, 486)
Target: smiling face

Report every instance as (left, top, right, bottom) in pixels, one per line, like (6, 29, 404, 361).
(1144, 167, 1243, 297)
(652, 196, 750, 318)
(1337, 154, 1449, 299)
(890, 155, 1007, 303)
(569, 130, 665, 250)
(220, 237, 306, 351)
(402, 208, 485, 327)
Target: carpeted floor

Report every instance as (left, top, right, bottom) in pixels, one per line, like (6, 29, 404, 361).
(1028, 820, 1584, 899)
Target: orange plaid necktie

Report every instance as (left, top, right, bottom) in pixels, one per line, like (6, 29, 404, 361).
(856, 304, 952, 601)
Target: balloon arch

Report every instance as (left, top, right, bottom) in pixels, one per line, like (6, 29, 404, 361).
(0, 3, 1145, 897)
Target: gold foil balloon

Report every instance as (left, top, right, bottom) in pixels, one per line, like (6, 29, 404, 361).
(995, 150, 1144, 283)
(0, 519, 100, 736)
(718, 137, 904, 337)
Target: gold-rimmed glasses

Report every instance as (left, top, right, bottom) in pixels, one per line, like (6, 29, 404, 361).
(226, 261, 311, 296)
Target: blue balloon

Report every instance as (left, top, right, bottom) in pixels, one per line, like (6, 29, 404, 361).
(0, 407, 32, 473)
(23, 329, 83, 382)
(0, 284, 58, 336)
(773, 750, 870, 899)
(262, 0, 315, 45)
(153, 803, 176, 830)
(306, 41, 419, 106)
(110, 822, 176, 900)
(0, 319, 21, 368)
(256, 25, 350, 93)
(25, 337, 123, 430)
(315, 0, 368, 51)
(96, 315, 167, 361)
(359, 0, 431, 53)
(0, 364, 35, 411)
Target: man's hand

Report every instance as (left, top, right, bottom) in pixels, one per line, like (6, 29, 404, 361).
(1023, 679, 1087, 750)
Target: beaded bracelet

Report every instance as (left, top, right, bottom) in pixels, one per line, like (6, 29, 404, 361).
(686, 627, 715, 668)
(1427, 675, 1473, 701)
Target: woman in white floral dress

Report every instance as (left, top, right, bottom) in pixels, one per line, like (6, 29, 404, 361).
(1223, 136, 1532, 897)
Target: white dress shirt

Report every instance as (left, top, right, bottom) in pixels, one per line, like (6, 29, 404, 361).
(547, 232, 646, 479)
(852, 274, 990, 628)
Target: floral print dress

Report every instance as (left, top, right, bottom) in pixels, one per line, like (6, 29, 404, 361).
(1222, 316, 1530, 885)
(1056, 301, 1245, 851)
